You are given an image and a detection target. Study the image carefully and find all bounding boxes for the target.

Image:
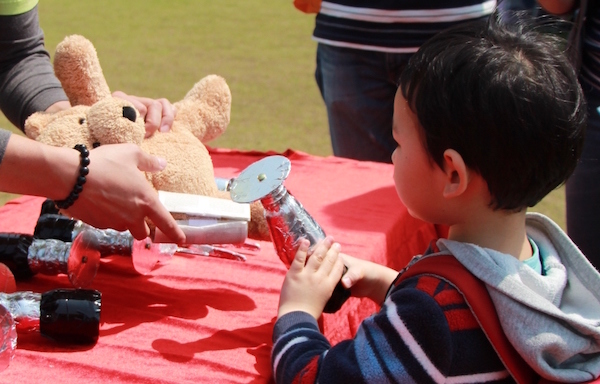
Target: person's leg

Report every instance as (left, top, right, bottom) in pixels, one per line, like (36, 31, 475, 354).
(566, 87, 600, 268)
(315, 44, 409, 163)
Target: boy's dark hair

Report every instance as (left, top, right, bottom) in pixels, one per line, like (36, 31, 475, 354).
(399, 13, 586, 211)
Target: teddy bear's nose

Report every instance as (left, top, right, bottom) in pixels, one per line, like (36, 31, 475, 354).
(122, 106, 137, 122)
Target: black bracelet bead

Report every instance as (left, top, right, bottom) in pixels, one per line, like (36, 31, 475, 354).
(54, 144, 90, 210)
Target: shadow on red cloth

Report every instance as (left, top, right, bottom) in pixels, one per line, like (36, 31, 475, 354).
(13, 332, 97, 352)
(15, 255, 257, 350)
(152, 319, 275, 361)
(152, 320, 276, 383)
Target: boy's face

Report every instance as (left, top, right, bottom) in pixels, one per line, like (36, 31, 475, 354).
(391, 91, 445, 223)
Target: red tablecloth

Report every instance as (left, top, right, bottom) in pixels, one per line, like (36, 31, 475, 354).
(0, 148, 444, 384)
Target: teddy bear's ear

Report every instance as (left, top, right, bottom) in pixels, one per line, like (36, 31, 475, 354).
(174, 74, 232, 143)
(54, 35, 112, 106)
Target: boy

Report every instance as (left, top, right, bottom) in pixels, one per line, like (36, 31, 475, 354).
(271, 13, 600, 384)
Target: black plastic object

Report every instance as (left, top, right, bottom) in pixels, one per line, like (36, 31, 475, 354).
(34, 214, 76, 242)
(40, 198, 60, 216)
(40, 289, 101, 344)
(323, 267, 351, 313)
(0, 234, 34, 280)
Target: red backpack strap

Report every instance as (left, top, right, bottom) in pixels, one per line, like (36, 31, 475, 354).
(396, 254, 539, 384)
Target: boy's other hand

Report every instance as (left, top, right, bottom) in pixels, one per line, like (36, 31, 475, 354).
(340, 253, 400, 305)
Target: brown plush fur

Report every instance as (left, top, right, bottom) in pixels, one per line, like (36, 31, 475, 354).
(24, 35, 269, 241)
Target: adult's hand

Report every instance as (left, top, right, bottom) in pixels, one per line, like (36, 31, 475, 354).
(64, 143, 185, 243)
(43, 91, 176, 138)
(0, 135, 184, 244)
(113, 91, 177, 137)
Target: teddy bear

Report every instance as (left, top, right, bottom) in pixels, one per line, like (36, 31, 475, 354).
(24, 34, 270, 241)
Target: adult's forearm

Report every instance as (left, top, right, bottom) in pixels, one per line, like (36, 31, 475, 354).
(0, 133, 77, 200)
(0, 135, 186, 243)
(537, 0, 578, 14)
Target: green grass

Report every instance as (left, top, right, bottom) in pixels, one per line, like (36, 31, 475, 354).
(0, 0, 566, 228)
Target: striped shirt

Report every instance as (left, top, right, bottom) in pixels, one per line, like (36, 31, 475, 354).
(271, 273, 514, 383)
(313, 0, 497, 53)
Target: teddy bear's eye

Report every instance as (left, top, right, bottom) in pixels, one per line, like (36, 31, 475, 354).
(79, 118, 86, 125)
(122, 106, 137, 122)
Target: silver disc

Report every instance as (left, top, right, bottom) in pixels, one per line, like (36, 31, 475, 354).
(229, 155, 291, 203)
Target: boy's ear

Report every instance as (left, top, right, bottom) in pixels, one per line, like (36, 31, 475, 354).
(441, 149, 469, 198)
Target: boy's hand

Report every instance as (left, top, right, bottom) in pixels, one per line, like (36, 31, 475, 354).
(277, 237, 345, 319)
(340, 253, 399, 305)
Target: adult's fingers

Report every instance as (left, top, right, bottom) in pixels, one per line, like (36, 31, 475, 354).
(155, 98, 176, 132)
(127, 219, 152, 241)
(135, 149, 168, 173)
(145, 201, 186, 244)
(112, 91, 175, 137)
(143, 100, 162, 137)
(143, 98, 175, 137)
(112, 91, 148, 116)
(129, 147, 185, 243)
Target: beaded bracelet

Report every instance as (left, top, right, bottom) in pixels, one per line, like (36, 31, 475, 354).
(54, 144, 90, 210)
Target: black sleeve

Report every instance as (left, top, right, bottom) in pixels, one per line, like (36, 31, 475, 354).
(0, 5, 67, 131)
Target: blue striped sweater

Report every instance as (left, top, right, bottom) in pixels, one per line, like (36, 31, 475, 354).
(312, 0, 497, 53)
(271, 274, 514, 383)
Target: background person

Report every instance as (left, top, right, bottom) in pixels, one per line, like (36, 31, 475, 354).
(538, 0, 600, 268)
(304, 0, 496, 162)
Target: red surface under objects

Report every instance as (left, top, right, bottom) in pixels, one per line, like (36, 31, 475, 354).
(0, 148, 443, 384)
